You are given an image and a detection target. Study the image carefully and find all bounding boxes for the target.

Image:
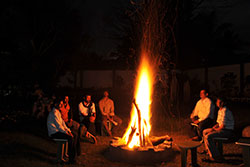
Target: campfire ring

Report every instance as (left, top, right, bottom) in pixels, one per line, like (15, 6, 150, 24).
(104, 137, 176, 165)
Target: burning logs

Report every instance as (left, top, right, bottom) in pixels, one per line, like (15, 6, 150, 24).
(104, 99, 174, 164)
(105, 135, 175, 165)
(132, 99, 144, 147)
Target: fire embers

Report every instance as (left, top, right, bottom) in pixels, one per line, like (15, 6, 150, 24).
(150, 135, 173, 151)
(110, 134, 172, 152)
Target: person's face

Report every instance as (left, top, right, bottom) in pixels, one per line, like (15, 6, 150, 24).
(216, 99, 221, 108)
(104, 91, 109, 97)
(59, 101, 64, 108)
(65, 96, 69, 103)
(86, 95, 91, 103)
(200, 90, 207, 99)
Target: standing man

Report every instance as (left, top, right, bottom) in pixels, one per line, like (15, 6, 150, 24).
(47, 99, 79, 164)
(190, 89, 215, 141)
(202, 97, 234, 162)
(99, 91, 122, 136)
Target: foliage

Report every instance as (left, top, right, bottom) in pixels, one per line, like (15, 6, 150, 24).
(0, 0, 90, 91)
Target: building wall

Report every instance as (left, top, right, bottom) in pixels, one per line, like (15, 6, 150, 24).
(57, 63, 250, 96)
(184, 68, 205, 84)
(184, 63, 250, 96)
(57, 70, 136, 89)
(208, 64, 240, 93)
(245, 63, 250, 77)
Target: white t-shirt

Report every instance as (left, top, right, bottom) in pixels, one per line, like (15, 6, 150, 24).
(47, 108, 71, 137)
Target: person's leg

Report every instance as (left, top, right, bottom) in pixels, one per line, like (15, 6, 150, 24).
(204, 130, 233, 160)
(198, 118, 214, 139)
(71, 120, 80, 134)
(203, 128, 214, 151)
(112, 115, 122, 136)
(113, 115, 122, 125)
(79, 124, 87, 139)
(71, 129, 81, 156)
(185, 118, 198, 138)
(102, 115, 112, 136)
(51, 132, 75, 162)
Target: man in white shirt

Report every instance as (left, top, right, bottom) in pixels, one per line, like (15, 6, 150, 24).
(190, 89, 215, 141)
(47, 100, 79, 164)
(99, 91, 122, 136)
(202, 97, 234, 162)
(79, 95, 96, 134)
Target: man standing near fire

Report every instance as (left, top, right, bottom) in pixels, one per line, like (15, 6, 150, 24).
(190, 89, 215, 141)
(99, 90, 122, 136)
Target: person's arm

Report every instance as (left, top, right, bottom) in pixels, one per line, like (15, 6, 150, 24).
(214, 108, 226, 131)
(213, 123, 224, 131)
(190, 101, 199, 120)
(54, 111, 70, 134)
(92, 103, 96, 114)
(110, 100, 115, 117)
(99, 100, 106, 116)
(201, 99, 212, 120)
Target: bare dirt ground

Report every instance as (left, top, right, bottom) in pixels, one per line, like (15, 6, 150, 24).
(0, 101, 248, 167)
(0, 129, 243, 167)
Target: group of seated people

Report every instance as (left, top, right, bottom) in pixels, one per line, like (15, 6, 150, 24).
(47, 90, 122, 164)
(189, 89, 235, 162)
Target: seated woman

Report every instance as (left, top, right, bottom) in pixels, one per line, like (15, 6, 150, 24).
(202, 97, 234, 162)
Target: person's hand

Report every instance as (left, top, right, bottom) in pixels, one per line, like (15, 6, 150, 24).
(67, 131, 73, 137)
(193, 120, 199, 124)
(89, 116, 95, 123)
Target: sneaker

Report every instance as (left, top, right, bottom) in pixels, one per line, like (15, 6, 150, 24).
(67, 159, 80, 165)
(86, 132, 97, 144)
(56, 158, 67, 164)
(202, 156, 224, 163)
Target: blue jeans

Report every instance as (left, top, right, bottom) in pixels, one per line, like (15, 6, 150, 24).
(203, 128, 234, 159)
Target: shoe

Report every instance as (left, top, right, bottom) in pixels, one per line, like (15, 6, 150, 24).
(67, 159, 80, 165)
(86, 132, 97, 144)
(202, 157, 224, 163)
(63, 154, 69, 160)
(56, 158, 67, 164)
(77, 152, 86, 156)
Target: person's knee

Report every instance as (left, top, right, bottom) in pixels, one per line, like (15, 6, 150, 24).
(118, 118, 122, 125)
(102, 120, 107, 126)
(203, 130, 207, 137)
(206, 134, 213, 141)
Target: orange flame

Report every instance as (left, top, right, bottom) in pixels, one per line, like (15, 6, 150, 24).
(122, 54, 154, 148)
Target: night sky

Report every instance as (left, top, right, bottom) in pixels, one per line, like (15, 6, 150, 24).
(1, 0, 250, 86)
